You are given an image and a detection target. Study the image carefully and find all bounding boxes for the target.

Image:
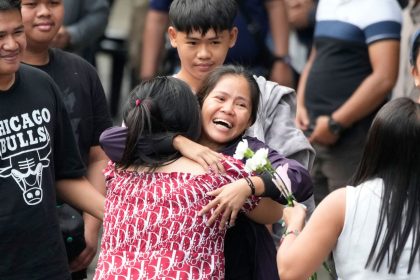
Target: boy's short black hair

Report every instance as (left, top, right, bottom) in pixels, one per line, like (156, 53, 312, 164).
(169, 0, 237, 35)
(0, 0, 21, 12)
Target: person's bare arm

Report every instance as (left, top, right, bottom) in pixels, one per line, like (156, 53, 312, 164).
(69, 146, 108, 272)
(140, 9, 170, 81)
(278, 188, 346, 280)
(309, 40, 400, 145)
(265, 0, 294, 87)
(56, 177, 104, 221)
(295, 46, 316, 131)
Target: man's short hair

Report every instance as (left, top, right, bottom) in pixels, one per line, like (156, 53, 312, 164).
(0, 0, 21, 12)
(169, 0, 237, 35)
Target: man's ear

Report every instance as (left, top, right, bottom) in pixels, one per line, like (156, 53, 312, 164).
(168, 26, 178, 48)
(229, 27, 238, 48)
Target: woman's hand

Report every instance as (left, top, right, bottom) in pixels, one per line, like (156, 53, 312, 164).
(282, 202, 307, 229)
(173, 135, 225, 173)
(199, 179, 252, 230)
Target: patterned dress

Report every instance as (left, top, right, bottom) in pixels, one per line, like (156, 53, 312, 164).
(94, 157, 259, 280)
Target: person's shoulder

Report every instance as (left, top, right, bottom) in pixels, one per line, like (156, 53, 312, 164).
(253, 75, 295, 98)
(51, 48, 97, 71)
(19, 63, 56, 83)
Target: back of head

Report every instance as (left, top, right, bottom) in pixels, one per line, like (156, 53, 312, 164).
(354, 97, 420, 184)
(120, 76, 201, 169)
(0, 0, 20, 12)
(169, 0, 237, 35)
(353, 98, 420, 273)
(197, 64, 260, 125)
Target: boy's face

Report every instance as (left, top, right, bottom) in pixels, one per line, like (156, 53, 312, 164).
(168, 27, 237, 89)
(21, 0, 64, 47)
(0, 10, 26, 77)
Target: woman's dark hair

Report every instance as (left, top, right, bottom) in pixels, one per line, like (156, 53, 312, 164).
(119, 76, 201, 170)
(169, 0, 237, 35)
(352, 98, 420, 273)
(196, 64, 260, 125)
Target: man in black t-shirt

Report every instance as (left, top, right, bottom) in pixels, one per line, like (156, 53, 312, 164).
(20, 1, 113, 278)
(0, 1, 105, 279)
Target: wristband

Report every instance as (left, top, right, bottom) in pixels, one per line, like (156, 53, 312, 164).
(244, 177, 256, 195)
(272, 55, 292, 66)
(260, 172, 281, 199)
(281, 229, 300, 244)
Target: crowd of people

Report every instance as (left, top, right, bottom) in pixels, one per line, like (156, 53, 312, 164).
(1, 0, 420, 279)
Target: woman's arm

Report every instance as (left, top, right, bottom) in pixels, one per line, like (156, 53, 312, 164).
(246, 198, 284, 225)
(277, 188, 346, 280)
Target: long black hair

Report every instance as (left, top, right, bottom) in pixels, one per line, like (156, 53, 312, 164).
(119, 76, 201, 170)
(352, 98, 420, 273)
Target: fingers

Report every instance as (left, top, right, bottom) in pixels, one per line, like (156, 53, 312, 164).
(229, 210, 238, 228)
(205, 153, 225, 174)
(69, 246, 96, 272)
(206, 204, 225, 227)
(198, 197, 219, 216)
(219, 208, 232, 230)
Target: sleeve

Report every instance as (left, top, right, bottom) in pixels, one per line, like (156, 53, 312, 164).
(51, 80, 86, 179)
(362, 0, 402, 44)
(66, 0, 110, 49)
(89, 66, 113, 146)
(245, 136, 314, 204)
(246, 76, 316, 170)
(149, 0, 172, 12)
(99, 127, 178, 162)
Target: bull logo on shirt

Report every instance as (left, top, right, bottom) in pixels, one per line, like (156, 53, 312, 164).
(0, 109, 52, 205)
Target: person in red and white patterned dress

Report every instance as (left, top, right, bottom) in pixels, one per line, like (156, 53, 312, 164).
(94, 76, 283, 279)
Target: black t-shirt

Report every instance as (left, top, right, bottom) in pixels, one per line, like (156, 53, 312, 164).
(26, 48, 113, 164)
(0, 64, 86, 279)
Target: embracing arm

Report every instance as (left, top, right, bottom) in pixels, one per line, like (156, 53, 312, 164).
(278, 188, 346, 280)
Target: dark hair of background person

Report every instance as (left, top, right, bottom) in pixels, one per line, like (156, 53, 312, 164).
(120, 76, 201, 170)
(0, 0, 20, 11)
(352, 98, 420, 273)
(196, 64, 260, 125)
(169, 0, 237, 35)
(411, 34, 420, 67)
